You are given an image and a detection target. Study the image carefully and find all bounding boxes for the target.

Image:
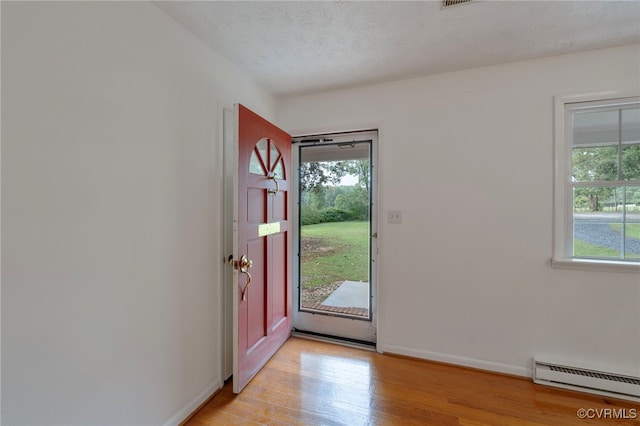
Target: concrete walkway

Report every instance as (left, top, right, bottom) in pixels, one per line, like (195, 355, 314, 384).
(322, 280, 369, 309)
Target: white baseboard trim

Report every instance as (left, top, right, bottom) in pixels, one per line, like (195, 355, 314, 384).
(163, 379, 221, 426)
(381, 344, 532, 378)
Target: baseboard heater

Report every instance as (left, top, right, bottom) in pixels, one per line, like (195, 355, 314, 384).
(533, 359, 640, 402)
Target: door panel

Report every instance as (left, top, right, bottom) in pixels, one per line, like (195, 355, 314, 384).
(247, 189, 266, 223)
(271, 233, 287, 321)
(246, 238, 266, 348)
(233, 104, 292, 393)
(273, 193, 287, 220)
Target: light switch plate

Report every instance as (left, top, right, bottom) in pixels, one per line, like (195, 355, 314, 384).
(387, 210, 402, 224)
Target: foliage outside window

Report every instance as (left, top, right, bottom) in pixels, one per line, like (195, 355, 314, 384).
(564, 97, 640, 265)
(299, 160, 370, 225)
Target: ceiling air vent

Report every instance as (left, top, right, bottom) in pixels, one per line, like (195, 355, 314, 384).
(442, 0, 473, 8)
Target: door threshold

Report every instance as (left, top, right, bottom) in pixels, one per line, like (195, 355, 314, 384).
(292, 329, 377, 352)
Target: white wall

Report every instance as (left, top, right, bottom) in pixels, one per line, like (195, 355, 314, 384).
(277, 45, 640, 377)
(1, 2, 275, 425)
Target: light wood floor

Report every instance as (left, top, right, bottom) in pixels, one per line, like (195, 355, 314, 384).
(187, 337, 640, 425)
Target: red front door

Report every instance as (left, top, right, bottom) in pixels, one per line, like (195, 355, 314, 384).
(233, 104, 292, 393)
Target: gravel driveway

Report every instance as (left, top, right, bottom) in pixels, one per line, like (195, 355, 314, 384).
(574, 213, 640, 255)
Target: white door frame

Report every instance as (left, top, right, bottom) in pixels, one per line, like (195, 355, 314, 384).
(291, 130, 378, 344)
(222, 108, 235, 380)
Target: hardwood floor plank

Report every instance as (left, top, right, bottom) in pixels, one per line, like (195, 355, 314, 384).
(186, 337, 640, 425)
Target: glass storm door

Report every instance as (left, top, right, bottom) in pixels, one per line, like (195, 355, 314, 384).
(292, 131, 377, 344)
(231, 104, 292, 393)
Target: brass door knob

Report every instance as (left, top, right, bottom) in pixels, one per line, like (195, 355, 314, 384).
(229, 254, 253, 301)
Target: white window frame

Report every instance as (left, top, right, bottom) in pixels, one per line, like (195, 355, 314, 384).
(552, 91, 640, 273)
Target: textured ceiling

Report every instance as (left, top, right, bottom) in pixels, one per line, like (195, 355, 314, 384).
(156, 1, 640, 97)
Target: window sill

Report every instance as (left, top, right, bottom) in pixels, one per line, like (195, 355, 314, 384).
(551, 258, 640, 273)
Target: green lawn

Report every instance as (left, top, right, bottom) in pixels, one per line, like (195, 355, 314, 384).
(574, 240, 640, 259)
(610, 223, 640, 239)
(300, 221, 369, 290)
(573, 240, 621, 258)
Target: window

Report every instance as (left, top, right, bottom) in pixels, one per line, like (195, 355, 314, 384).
(553, 93, 640, 271)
